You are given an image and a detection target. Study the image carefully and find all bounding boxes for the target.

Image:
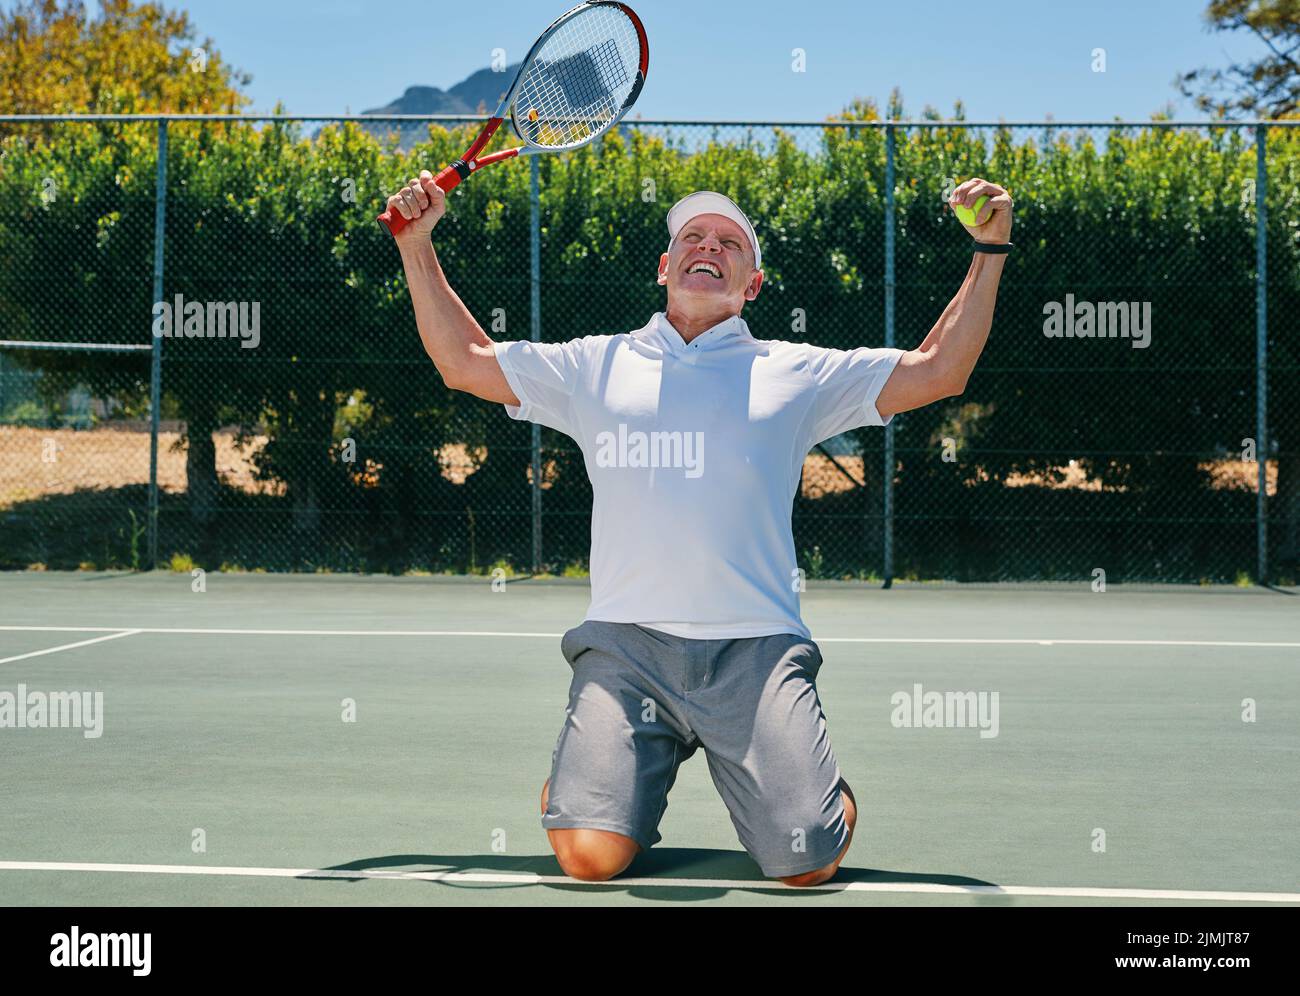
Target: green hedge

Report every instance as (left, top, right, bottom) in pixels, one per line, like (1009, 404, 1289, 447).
(0, 111, 1297, 580)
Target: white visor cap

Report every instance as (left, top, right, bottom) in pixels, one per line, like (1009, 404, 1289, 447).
(666, 191, 762, 271)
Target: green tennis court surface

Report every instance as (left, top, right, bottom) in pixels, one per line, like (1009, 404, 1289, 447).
(1, 571, 1297, 907)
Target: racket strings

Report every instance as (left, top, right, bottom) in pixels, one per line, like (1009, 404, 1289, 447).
(513, 5, 642, 149)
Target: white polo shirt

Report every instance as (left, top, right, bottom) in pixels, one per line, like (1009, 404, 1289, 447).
(493, 312, 903, 639)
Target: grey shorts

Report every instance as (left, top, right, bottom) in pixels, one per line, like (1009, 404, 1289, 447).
(543, 619, 849, 878)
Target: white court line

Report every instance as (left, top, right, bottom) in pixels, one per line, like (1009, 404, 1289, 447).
(817, 637, 1300, 648)
(0, 626, 565, 639)
(0, 626, 1296, 648)
(0, 860, 1296, 903)
(0, 629, 141, 665)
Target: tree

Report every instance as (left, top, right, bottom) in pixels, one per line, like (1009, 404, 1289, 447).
(0, 0, 249, 115)
(1177, 0, 1300, 119)
(0, 0, 250, 533)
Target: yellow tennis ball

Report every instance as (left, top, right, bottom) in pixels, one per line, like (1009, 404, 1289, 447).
(953, 194, 989, 227)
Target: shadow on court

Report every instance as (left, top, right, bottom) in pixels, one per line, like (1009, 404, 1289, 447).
(307, 851, 997, 902)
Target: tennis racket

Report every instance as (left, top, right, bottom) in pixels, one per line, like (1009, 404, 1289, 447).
(377, 0, 649, 236)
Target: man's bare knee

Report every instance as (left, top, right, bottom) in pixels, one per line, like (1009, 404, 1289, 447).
(779, 864, 837, 888)
(549, 828, 640, 882)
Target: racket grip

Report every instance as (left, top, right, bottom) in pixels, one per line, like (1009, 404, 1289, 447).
(375, 164, 464, 237)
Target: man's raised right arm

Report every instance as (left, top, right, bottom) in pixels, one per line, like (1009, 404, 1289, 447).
(386, 170, 519, 407)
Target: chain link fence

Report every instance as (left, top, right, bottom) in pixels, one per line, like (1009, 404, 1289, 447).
(1, 115, 1296, 583)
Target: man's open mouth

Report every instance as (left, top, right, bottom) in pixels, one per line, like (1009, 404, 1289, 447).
(686, 261, 723, 279)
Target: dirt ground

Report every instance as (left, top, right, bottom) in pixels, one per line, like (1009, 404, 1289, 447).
(0, 425, 1280, 508)
(0, 426, 272, 506)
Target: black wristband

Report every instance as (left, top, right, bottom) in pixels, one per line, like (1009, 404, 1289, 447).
(973, 241, 1013, 254)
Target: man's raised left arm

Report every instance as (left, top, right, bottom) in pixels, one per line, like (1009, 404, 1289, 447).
(876, 178, 1013, 419)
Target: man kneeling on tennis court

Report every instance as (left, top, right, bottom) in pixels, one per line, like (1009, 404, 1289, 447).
(386, 173, 1012, 885)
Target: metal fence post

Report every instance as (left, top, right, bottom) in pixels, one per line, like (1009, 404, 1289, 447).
(1255, 124, 1269, 583)
(882, 123, 896, 587)
(147, 118, 167, 571)
(529, 153, 543, 575)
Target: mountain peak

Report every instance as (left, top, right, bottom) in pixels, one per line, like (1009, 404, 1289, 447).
(362, 65, 522, 119)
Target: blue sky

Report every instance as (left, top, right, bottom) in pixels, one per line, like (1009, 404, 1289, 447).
(165, 0, 1267, 120)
